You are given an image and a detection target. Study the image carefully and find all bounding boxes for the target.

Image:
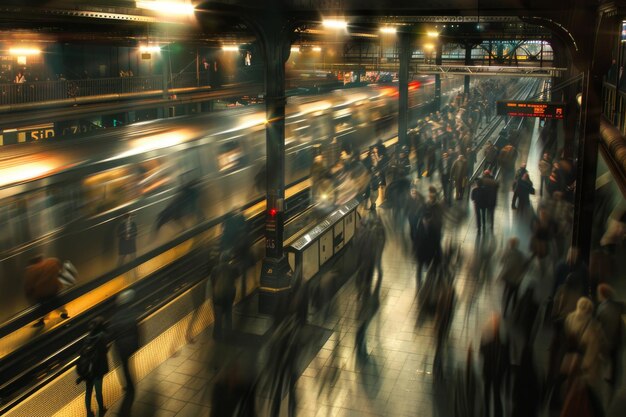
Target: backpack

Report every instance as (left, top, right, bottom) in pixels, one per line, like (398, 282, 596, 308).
(75, 336, 100, 383)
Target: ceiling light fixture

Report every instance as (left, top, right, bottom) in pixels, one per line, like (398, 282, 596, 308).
(322, 18, 347, 30)
(136, 1, 194, 16)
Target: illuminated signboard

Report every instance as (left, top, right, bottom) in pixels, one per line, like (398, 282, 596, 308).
(496, 101, 566, 119)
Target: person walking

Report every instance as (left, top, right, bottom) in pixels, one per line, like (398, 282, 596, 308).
(596, 284, 624, 393)
(24, 255, 75, 327)
(480, 314, 509, 417)
(109, 290, 140, 394)
(471, 179, 487, 234)
(538, 153, 552, 197)
(481, 170, 499, 233)
(450, 153, 468, 200)
(511, 163, 528, 209)
(77, 317, 109, 417)
(206, 253, 238, 340)
(513, 172, 535, 215)
(498, 238, 528, 315)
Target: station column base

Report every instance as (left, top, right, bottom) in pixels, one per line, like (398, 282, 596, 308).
(258, 256, 292, 315)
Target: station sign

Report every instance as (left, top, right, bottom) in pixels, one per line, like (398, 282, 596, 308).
(496, 101, 566, 119)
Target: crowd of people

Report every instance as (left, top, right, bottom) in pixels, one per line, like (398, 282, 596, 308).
(21, 75, 624, 417)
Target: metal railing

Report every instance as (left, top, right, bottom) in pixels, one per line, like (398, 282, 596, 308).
(0, 73, 202, 106)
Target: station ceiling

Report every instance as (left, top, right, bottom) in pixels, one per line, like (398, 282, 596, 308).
(0, 0, 587, 46)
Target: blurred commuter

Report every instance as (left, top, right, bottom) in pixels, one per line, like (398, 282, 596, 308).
(267, 317, 301, 417)
(530, 207, 558, 263)
(367, 147, 384, 210)
(211, 356, 257, 417)
(481, 170, 499, 232)
(511, 345, 540, 417)
(552, 274, 586, 324)
(439, 151, 452, 205)
(109, 290, 139, 394)
(77, 317, 109, 417)
(206, 253, 238, 340)
(220, 208, 253, 297)
(117, 213, 137, 267)
(499, 144, 518, 177)
(24, 255, 76, 327)
(14, 70, 25, 84)
(483, 141, 498, 172)
(498, 238, 528, 315)
(466, 147, 476, 178)
(480, 314, 509, 417)
(354, 211, 386, 301)
(511, 163, 528, 209)
(538, 153, 552, 197)
(553, 247, 589, 297)
(471, 179, 487, 233)
(156, 178, 204, 231)
(390, 145, 411, 181)
(513, 172, 535, 216)
(310, 153, 327, 201)
(596, 284, 624, 392)
(564, 297, 606, 382)
(412, 210, 442, 288)
(450, 153, 468, 200)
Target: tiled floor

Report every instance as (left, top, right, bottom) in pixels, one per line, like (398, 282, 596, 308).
(100, 119, 625, 417)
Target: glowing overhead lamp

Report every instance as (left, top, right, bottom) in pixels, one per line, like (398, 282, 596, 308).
(426, 31, 440, 38)
(222, 45, 240, 52)
(380, 27, 397, 34)
(9, 47, 41, 56)
(312, 46, 322, 52)
(136, 1, 194, 16)
(139, 45, 161, 52)
(290, 46, 301, 53)
(322, 18, 347, 30)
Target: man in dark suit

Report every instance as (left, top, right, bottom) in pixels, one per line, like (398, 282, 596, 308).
(481, 170, 499, 232)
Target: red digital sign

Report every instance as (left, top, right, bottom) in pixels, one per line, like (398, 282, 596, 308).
(496, 101, 566, 119)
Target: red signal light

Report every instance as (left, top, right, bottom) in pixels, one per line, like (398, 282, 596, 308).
(268, 208, 278, 217)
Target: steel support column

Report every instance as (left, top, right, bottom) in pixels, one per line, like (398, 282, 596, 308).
(464, 43, 472, 94)
(434, 43, 443, 110)
(398, 31, 411, 148)
(572, 8, 617, 262)
(251, 5, 294, 315)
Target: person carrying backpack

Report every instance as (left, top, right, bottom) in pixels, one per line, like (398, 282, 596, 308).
(76, 316, 109, 417)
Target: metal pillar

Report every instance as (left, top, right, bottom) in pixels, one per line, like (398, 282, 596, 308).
(434, 43, 443, 110)
(572, 8, 617, 262)
(398, 31, 411, 147)
(253, 6, 293, 315)
(464, 43, 472, 95)
(161, 47, 171, 118)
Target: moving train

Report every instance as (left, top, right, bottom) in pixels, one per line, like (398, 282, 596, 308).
(0, 75, 463, 324)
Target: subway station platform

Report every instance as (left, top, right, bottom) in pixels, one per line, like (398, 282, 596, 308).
(25, 119, 621, 417)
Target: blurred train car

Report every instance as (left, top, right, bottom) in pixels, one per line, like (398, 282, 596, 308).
(0, 77, 462, 323)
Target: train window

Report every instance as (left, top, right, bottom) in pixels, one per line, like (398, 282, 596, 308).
(48, 184, 81, 226)
(217, 141, 244, 172)
(176, 149, 202, 182)
(0, 198, 29, 249)
(137, 157, 174, 196)
(0, 201, 15, 250)
(24, 190, 54, 241)
(82, 166, 136, 215)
